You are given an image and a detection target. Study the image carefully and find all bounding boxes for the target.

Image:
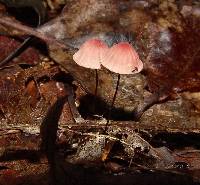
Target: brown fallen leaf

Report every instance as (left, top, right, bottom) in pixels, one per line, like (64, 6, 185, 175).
(133, 13, 200, 119)
(24, 79, 40, 109)
(0, 169, 22, 185)
(0, 1, 199, 122)
(0, 35, 40, 66)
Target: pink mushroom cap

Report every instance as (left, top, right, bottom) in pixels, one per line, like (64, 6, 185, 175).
(73, 39, 109, 69)
(101, 42, 143, 74)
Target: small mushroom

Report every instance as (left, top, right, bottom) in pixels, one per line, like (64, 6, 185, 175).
(101, 42, 143, 126)
(73, 39, 109, 113)
(73, 39, 108, 69)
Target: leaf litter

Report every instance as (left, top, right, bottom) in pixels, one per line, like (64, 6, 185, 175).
(0, 1, 200, 185)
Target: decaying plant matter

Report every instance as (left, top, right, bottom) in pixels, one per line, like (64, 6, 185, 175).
(0, 1, 200, 185)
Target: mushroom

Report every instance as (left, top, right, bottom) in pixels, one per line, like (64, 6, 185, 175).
(101, 42, 143, 126)
(73, 39, 109, 113)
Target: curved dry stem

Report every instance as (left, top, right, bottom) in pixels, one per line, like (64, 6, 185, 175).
(0, 15, 67, 49)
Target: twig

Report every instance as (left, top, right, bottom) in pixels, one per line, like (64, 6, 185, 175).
(0, 15, 67, 49)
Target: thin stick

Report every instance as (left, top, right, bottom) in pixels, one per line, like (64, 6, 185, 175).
(105, 74, 120, 131)
(0, 12, 44, 67)
(0, 37, 33, 67)
(0, 16, 67, 49)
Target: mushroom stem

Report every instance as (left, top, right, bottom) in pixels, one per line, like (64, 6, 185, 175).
(93, 69, 99, 113)
(94, 69, 99, 97)
(105, 74, 120, 130)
